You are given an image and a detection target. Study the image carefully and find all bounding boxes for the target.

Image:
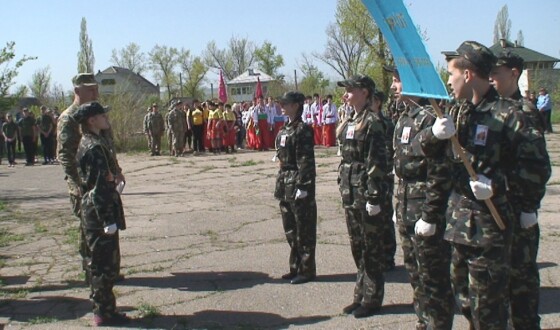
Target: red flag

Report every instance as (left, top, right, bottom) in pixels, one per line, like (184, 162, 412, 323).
(255, 76, 263, 99)
(218, 69, 227, 103)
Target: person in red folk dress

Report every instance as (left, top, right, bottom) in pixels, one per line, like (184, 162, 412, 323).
(310, 94, 322, 145)
(321, 94, 338, 147)
(222, 103, 237, 153)
(252, 96, 269, 151)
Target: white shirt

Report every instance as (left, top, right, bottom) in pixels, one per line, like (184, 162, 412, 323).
(322, 102, 338, 125)
(302, 103, 314, 124)
(310, 101, 321, 125)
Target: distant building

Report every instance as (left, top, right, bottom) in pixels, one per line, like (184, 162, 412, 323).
(95, 66, 159, 100)
(490, 39, 560, 95)
(227, 69, 275, 102)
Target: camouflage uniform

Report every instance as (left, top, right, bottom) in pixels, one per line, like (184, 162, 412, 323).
(337, 105, 387, 309)
(507, 90, 550, 330)
(77, 130, 126, 319)
(423, 87, 547, 329)
(148, 111, 165, 155)
(379, 111, 396, 271)
(57, 103, 122, 281)
(274, 116, 317, 278)
(167, 107, 186, 155)
(394, 103, 454, 330)
(143, 111, 152, 149)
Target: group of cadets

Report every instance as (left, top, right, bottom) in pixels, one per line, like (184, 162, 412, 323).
(274, 40, 550, 330)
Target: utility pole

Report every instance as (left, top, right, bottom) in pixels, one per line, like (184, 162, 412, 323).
(294, 69, 298, 91)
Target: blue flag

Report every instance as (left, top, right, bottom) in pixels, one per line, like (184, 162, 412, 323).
(361, 0, 450, 100)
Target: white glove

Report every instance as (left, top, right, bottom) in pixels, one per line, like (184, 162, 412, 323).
(392, 212, 397, 224)
(295, 189, 308, 199)
(366, 202, 381, 216)
(520, 212, 538, 229)
(469, 174, 493, 200)
(104, 223, 118, 235)
(414, 219, 436, 237)
(432, 115, 456, 140)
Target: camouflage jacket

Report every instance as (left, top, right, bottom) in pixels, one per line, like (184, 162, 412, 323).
(148, 112, 165, 135)
(57, 103, 122, 196)
(167, 109, 186, 133)
(274, 117, 316, 201)
(77, 131, 126, 231)
(337, 107, 388, 208)
(422, 88, 547, 246)
(393, 104, 451, 225)
(143, 113, 151, 134)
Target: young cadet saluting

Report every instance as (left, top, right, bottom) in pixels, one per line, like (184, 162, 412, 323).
(422, 41, 549, 329)
(336, 75, 388, 319)
(389, 65, 454, 330)
(489, 51, 551, 330)
(273, 92, 317, 285)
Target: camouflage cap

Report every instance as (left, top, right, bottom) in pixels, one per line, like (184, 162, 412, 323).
(72, 73, 98, 87)
(442, 41, 497, 75)
(337, 74, 376, 94)
(496, 50, 524, 72)
(73, 101, 108, 123)
(278, 91, 305, 105)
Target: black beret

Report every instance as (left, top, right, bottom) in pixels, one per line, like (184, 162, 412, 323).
(73, 102, 108, 123)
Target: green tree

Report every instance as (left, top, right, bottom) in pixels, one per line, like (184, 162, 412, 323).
(254, 41, 284, 80)
(77, 17, 95, 73)
(298, 55, 330, 96)
(0, 41, 36, 112)
(204, 36, 256, 80)
(178, 49, 208, 100)
(110, 42, 147, 74)
(493, 5, 511, 44)
(28, 66, 51, 104)
(149, 44, 179, 101)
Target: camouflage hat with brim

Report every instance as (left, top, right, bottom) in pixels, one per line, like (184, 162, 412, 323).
(278, 91, 305, 105)
(72, 73, 98, 87)
(337, 74, 376, 94)
(496, 51, 524, 72)
(73, 101, 108, 123)
(442, 41, 497, 76)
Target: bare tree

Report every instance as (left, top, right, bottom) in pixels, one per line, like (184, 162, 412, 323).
(111, 42, 147, 74)
(149, 44, 179, 101)
(77, 17, 95, 73)
(28, 66, 51, 104)
(517, 30, 525, 47)
(493, 5, 512, 44)
(297, 54, 330, 96)
(204, 36, 256, 80)
(178, 49, 209, 100)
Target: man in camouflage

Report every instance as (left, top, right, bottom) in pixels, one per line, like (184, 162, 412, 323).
(489, 51, 551, 330)
(389, 66, 454, 330)
(143, 106, 152, 152)
(336, 75, 388, 318)
(422, 41, 549, 329)
(274, 91, 317, 285)
(167, 100, 186, 157)
(57, 73, 125, 284)
(147, 103, 165, 156)
(74, 102, 129, 326)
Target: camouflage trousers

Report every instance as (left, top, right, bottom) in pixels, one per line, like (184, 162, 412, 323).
(172, 130, 185, 154)
(150, 133, 162, 155)
(279, 199, 317, 277)
(451, 242, 511, 330)
(69, 194, 91, 276)
(398, 223, 454, 330)
(85, 229, 121, 317)
(509, 220, 540, 330)
(345, 207, 385, 307)
(380, 191, 396, 270)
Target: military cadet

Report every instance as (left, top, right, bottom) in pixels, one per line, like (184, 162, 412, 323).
(167, 100, 186, 157)
(37, 105, 54, 164)
(389, 65, 454, 330)
(336, 75, 388, 318)
(3, 113, 18, 167)
(18, 107, 36, 166)
(274, 91, 317, 285)
(372, 91, 397, 272)
(422, 41, 549, 329)
(57, 73, 125, 284)
(164, 106, 173, 155)
(143, 106, 152, 151)
(74, 102, 129, 326)
(489, 51, 551, 330)
(147, 103, 165, 156)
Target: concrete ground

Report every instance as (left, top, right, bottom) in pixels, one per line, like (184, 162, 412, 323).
(0, 132, 559, 329)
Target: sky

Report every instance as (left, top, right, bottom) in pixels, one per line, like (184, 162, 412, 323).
(2, 0, 559, 93)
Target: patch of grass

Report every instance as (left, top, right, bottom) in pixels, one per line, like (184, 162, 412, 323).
(137, 302, 160, 318)
(227, 157, 237, 163)
(201, 230, 219, 242)
(317, 163, 331, 168)
(34, 222, 48, 234)
(230, 160, 264, 167)
(64, 227, 79, 248)
(200, 165, 217, 172)
(0, 228, 24, 247)
(0, 289, 29, 299)
(169, 157, 180, 164)
(28, 316, 58, 324)
(548, 180, 560, 186)
(0, 201, 5, 212)
(151, 265, 164, 272)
